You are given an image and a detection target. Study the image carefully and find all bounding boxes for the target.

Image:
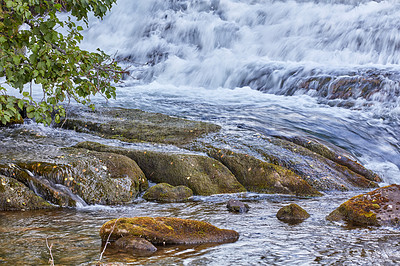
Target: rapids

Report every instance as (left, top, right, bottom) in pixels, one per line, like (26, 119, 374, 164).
(1, 0, 400, 265)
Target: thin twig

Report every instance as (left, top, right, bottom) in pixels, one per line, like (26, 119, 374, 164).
(46, 237, 55, 266)
(98, 217, 121, 262)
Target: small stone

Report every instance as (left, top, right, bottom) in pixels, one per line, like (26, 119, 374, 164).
(227, 199, 250, 213)
(276, 203, 310, 224)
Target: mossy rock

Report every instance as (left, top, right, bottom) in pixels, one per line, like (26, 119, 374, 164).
(327, 184, 400, 227)
(0, 148, 148, 206)
(143, 183, 193, 202)
(100, 217, 239, 245)
(0, 175, 55, 211)
(265, 137, 380, 191)
(275, 135, 381, 183)
(74, 142, 246, 196)
(276, 203, 310, 224)
(61, 107, 221, 146)
(207, 148, 321, 197)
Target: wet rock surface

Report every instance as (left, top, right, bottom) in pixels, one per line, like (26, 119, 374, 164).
(327, 184, 400, 227)
(207, 147, 322, 197)
(60, 107, 221, 146)
(75, 141, 246, 196)
(0, 174, 55, 211)
(143, 183, 193, 202)
(112, 236, 158, 253)
(276, 203, 310, 224)
(0, 148, 148, 206)
(0, 106, 382, 210)
(100, 217, 240, 245)
(226, 199, 250, 213)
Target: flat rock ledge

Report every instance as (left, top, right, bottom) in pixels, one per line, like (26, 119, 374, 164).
(100, 217, 239, 248)
(327, 184, 400, 227)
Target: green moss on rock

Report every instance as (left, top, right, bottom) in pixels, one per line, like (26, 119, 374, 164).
(207, 148, 321, 197)
(100, 217, 239, 245)
(276, 203, 310, 224)
(0, 148, 148, 206)
(61, 107, 221, 146)
(0, 175, 54, 211)
(143, 183, 193, 202)
(74, 142, 246, 196)
(327, 184, 400, 227)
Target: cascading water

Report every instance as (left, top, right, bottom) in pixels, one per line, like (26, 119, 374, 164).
(78, 0, 400, 182)
(2, 1, 400, 265)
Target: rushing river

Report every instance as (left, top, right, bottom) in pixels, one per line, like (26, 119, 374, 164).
(2, 0, 400, 265)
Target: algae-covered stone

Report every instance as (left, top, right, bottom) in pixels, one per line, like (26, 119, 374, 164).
(0, 175, 54, 211)
(276, 203, 310, 224)
(327, 184, 400, 227)
(61, 107, 221, 145)
(143, 183, 193, 202)
(74, 142, 246, 196)
(100, 217, 239, 245)
(207, 148, 321, 197)
(0, 148, 148, 206)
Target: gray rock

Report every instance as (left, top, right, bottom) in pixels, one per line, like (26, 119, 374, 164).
(227, 199, 250, 213)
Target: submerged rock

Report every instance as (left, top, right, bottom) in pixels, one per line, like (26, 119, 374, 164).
(226, 199, 250, 213)
(0, 174, 54, 211)
(100, 217, 239, 245)
(0, 148, 148, 206)
(207, 148, 322, 197)
(326, 184, 400, 227)
(143, 183, 193, 202)
(74, 142, 246, 196)
(112, 236, 157, 253)
(60, 107, 221, 146)
(276, 203, 310, 224)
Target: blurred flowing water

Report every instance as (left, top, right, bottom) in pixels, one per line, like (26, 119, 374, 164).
(2, 0, 400, 264)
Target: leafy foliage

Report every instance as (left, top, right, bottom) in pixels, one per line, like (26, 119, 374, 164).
(0, 0, 122, 125)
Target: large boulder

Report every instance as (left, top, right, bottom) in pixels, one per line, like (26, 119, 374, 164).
(187, 133, 380, 193)
(60, 107, 221, 146)
(276, 203, 310, 224)
(327, 184, 400, 227)
(100, 217, 239, 245)
(0, 148, 148, 206)
(207, 148, 322, 197)
(0, 174, 54, 211)
(74, 142, 246, 196)
(143, 183, 193, 202)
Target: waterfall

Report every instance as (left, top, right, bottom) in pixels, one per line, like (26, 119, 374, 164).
(78, 0, 400, 122)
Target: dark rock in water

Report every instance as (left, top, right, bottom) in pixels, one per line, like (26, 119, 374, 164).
(75, 141, 246, 196)
(143, 183, 193, 202)
(60, 107, 221, 146)
(327, 184, 400, 227)
(206, 148, 322, 197)
(112, 236, 157, 253)
(0, 174, 55, 211)
(276, 203, 310, 224)
(0, 148, 148, 206)
(227, 199, 250, 213)
(100, 217, 240, 245)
